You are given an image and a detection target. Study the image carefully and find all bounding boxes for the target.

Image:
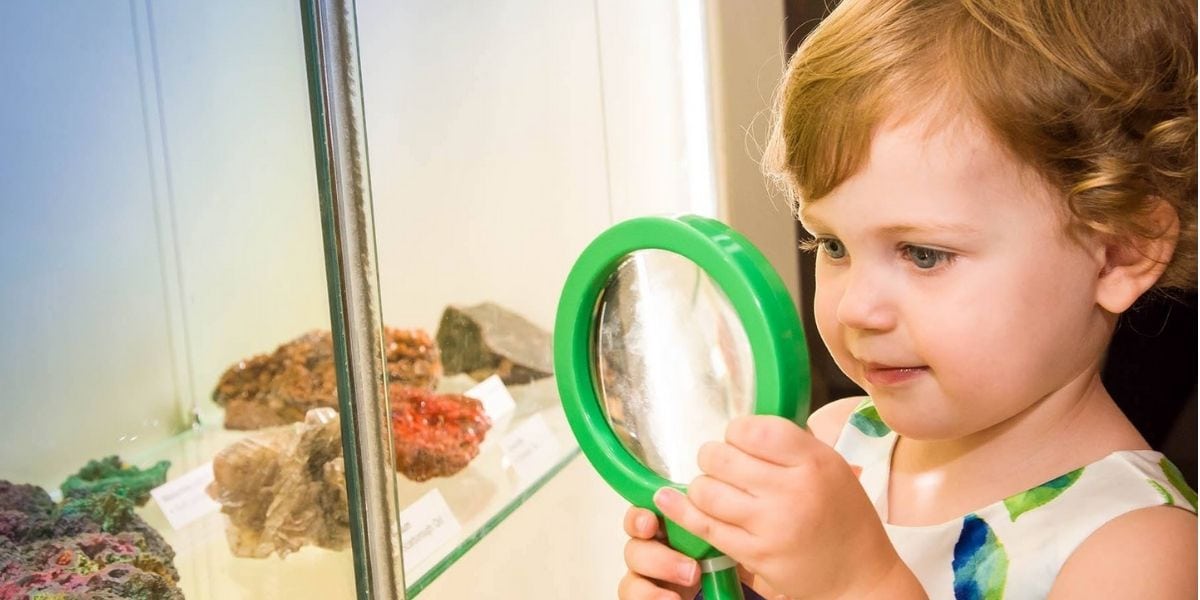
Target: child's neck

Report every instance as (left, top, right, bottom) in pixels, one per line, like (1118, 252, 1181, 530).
(885, 366, 1149, 526)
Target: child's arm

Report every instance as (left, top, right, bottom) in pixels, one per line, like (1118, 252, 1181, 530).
(1048, 505, 1197, 599)
(653, 415, 927, 599)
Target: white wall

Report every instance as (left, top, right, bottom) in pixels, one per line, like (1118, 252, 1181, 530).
(0, 1, 181, 488)
(145, 1, 331, 425)
(355, 0, 715, 334)
(707, 0, 800, 306)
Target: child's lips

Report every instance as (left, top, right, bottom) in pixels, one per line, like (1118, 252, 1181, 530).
(862, 363, 928, 387)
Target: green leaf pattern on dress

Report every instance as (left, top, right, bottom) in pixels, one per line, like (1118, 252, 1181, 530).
(1002, 467, 1084, 521)
(1160, 458, 1197, 510)
(849, 403, 890, 438)
(1148, 479, 1175, 506)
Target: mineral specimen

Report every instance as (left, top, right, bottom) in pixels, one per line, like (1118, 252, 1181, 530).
(390, 384, 491, 482)
(436, 302, 553, 384)
(207, 407, 350, 558)
(0, 479, 181, 600)
(60, 456, 169, 507)
(213, 327, 442, 429)
(0, 483, 53, 547)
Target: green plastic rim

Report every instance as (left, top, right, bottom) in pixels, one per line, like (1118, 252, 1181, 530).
(554, 215, 810, 559)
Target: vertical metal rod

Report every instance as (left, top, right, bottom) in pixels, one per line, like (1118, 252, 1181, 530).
(299, 0, 405, 598)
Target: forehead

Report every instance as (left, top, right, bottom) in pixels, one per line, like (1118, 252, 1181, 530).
(799, 111, 1062, 229)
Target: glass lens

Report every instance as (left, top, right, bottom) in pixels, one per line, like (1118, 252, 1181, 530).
(592, 249, 755, 484)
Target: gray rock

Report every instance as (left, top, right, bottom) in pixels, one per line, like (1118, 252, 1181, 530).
(436, 303, 553, 384)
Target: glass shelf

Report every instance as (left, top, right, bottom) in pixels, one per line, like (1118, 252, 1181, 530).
(124, 376, 576, 599)
(391, 377, 579, 595)
(131, 428, 357, 600)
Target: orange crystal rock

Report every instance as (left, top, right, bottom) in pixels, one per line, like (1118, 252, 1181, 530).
(213, 328, 441, 430)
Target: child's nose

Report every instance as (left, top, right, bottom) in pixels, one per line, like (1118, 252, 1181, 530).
(835, 265, 896, 332)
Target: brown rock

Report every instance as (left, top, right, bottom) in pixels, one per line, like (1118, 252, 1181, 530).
(435, 303, 552, 384)
(206, 408, 350, 558)
(214, 328, 441, 429)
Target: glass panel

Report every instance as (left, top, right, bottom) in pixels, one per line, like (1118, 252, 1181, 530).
(0, 2, 358, 598)
(347, 0, 718, 596)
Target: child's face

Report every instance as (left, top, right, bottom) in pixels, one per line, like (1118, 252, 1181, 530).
(799, 113, 1115, 441)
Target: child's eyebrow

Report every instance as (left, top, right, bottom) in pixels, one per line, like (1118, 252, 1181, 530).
(796, 207, 828, 232)
(798, 207, 981, 237)
(877, 223, 982, 236)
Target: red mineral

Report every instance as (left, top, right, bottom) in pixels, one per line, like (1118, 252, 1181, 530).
(389, 384, 491, 482)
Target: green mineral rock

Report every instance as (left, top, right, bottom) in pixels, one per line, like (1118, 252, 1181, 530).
(59, 456, 169, 507)
(54, 490, 138, 535)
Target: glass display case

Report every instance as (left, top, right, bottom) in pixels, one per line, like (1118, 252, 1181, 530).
(1, 1, 358, 598)
(0, 0, 793, 598)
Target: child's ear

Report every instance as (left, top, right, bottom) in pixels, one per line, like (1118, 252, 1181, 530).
(1095, 198, 1180, 314)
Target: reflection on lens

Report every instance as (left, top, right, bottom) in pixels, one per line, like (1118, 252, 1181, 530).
(591, 250, 754, 484)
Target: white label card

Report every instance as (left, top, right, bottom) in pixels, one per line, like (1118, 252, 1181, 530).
(464, 374, 516, 421)
(500, 413, 563, 487)
(400, 489, 463, 579)
(149, 461, 222, 530)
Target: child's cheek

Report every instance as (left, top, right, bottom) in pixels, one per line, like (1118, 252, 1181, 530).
(811, 285, 852, 370)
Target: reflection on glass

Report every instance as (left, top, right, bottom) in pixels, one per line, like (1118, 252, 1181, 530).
(592, 249, 755, 484)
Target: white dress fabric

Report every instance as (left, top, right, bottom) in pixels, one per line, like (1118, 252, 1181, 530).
(833, 398, 1197, 600)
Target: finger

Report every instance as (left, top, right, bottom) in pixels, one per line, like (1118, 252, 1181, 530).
(687, 474, 756, 526)
(623, 538, 701, 588)
(696, 441, 777, 493)
(725, 415, 817, 466)
(653, 487, 754, 559)
(618, 572, 687, 600)
(624, 506, 661, 539)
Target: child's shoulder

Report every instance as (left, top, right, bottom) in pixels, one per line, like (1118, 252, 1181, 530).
(1049, 504, 1196, 598)
(805, 396, 868, 446)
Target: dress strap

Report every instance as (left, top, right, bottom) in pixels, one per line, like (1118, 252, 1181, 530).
(832, 398, 898, 517)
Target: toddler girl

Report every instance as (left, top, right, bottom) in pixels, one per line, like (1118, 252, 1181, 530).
(619, 0, 1197, 598)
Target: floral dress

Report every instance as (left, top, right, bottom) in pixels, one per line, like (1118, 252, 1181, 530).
(835, 399, 1197, 600)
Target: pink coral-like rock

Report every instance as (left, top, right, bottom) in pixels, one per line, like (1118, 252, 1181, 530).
(0, 482, 181, 600)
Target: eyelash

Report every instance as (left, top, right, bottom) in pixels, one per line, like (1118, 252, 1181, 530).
(797, 237, 823, 254)
(799, 237, 956, 270)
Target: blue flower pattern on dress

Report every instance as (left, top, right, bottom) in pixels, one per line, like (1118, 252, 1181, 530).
(952, 514, 1008, 600)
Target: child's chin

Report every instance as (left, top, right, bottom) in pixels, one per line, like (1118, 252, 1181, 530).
(872, 399, 966, 441)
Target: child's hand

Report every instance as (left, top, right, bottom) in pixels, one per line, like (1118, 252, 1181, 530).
(618, 505, 701, 600)
(653, 415, 919, 599)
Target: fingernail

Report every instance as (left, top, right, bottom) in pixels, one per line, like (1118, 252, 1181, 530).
(636, 513, 653, 532)
(678, 561, 698, 585)
(653, 487, 678, 509)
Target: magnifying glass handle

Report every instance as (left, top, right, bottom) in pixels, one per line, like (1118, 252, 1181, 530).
(701, 566, 745, 600)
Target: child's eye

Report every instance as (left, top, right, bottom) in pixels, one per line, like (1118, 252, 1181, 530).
(821, 238, 848, 259)
(799, 237, 848, 260)
(902, 245, 952, 269)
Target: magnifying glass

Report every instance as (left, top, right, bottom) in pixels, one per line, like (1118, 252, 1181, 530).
(555, 215, 810, 600)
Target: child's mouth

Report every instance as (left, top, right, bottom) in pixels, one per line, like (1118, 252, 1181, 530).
(863, 365, 928, 387)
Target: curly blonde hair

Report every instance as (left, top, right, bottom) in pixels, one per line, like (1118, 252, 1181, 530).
(765, 0, 1197, 288)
